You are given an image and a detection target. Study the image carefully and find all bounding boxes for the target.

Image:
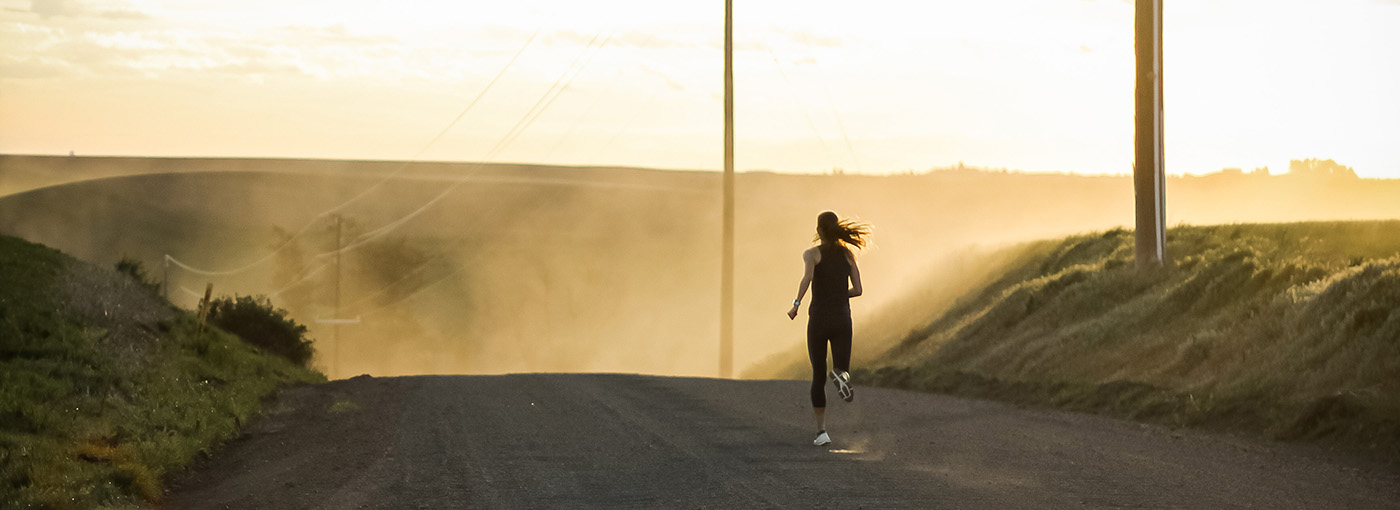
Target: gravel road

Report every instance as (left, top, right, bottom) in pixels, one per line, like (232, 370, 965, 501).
(165, 374, 1399, 509)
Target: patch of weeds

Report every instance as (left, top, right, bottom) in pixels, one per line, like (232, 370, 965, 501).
(114, 257, 161, 296)
(328, 400, 361, 414)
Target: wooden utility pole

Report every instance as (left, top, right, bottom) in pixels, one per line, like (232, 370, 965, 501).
(314, 215, 360, 378)
(1134, 0, 1166, 267)
(196, 283, 213, 335)
(162, 255, 170, 300)
(720, 0, 735, 379)
(334, 214, 342, 379)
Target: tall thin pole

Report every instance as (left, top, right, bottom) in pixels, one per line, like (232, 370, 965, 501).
(162, 254, 170, 301)
(720, 0, 735, 379)
(334, 214, 343, 379)
(1134, 0, 1166, 268)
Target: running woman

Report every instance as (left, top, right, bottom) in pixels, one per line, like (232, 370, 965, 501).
(787, 211, 869, 446)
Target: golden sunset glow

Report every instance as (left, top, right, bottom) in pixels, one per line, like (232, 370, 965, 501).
(2, 0, 1397, 177)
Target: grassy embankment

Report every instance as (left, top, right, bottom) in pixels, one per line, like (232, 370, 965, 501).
(0, 235, 323, 508)
(860, 221, 1400, 453)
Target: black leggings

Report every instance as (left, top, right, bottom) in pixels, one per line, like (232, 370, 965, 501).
(807, 311, 852, 408)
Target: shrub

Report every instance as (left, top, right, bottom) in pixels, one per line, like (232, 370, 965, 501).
(114, 256, 161, 295)
(207, 295, 315, 367)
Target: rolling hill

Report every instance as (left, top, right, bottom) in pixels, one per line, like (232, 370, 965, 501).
(840, 221, 1400, 453)
(2, 155, 1398, 377)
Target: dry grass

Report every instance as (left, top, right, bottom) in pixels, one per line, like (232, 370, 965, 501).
(858, 221, 1400, 454)
(0, 235, 324, 509)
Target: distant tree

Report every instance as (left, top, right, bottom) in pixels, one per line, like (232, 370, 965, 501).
(1287, 159, 1357, 179)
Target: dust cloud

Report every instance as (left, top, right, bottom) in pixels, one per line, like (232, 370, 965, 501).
(1, 156, 1397, 378)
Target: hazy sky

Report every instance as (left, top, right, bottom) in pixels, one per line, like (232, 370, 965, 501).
(2, 0, 1398, 177)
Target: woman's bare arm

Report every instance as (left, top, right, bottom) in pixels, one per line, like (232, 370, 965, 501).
(788, 248, 818, 320)
(847, 251, 863, 298)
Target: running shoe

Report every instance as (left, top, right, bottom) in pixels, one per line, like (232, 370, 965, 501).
(831, 370, 854, 402)
(813, 431, 831, 446)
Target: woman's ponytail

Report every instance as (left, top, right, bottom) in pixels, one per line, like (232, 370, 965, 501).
(814, 211, 870, 250)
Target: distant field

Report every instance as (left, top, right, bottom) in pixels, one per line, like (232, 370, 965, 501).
(0, 155, 638, 197)
(2, 155, 1398, 377)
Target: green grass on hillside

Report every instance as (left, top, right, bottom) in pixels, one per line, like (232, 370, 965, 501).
(861, 221, 1400, 453)
(0, 235, 324, 509)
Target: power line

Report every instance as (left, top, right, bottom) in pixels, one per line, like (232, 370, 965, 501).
(400, 29, 544, 170)
(267, 262, 332, 300)
(768, 48, 836, 168)
(484, 28, 615, 160)
(543, 69, 625, 161)
(164, 27, 544, 278)
(177, 285, 206, 300)
(340, 256, 447, 314)
(587, 86, 661, 166)
(794, 32, 865, 172)
(345, 259, 467, 319)
(166, 23, 668, 321)
(346, 259, 463, 319)
(309, 29, 620, 259)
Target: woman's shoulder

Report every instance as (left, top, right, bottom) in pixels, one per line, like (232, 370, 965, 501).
(803, 246, 821, 259)
(823, 243, 852, 257)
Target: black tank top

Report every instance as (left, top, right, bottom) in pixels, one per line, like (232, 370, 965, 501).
(810, 243, 851, 316)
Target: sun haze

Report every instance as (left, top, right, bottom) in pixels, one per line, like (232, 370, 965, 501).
(1, 0, 1397, 177)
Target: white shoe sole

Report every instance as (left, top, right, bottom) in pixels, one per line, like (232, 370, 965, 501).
(831, 370, 854, 402)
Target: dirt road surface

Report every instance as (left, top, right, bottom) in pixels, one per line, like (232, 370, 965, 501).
(165, 374, 1399, 509)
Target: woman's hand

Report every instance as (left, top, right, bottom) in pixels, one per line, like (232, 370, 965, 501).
(787, 305, 799, 320)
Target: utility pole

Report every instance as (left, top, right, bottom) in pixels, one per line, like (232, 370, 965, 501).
(1134, 0, 1166, 268)
(720, 0, 735, 379)
(162, 254, 170, 301)
(334, 214, 342, 379)
(315, 215, 360, 379)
